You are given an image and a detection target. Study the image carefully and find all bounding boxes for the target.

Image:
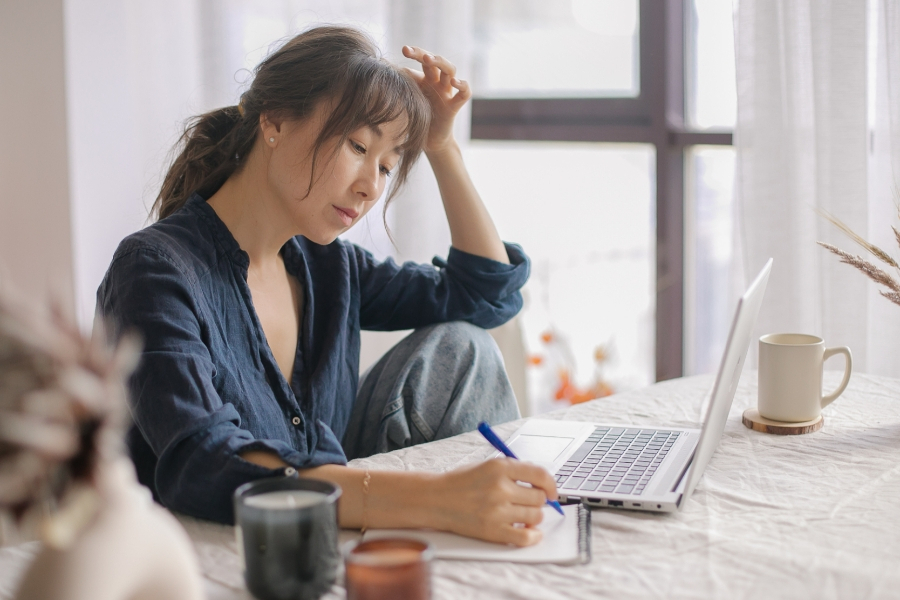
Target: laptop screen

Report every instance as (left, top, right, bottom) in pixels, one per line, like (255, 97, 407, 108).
(679, 258, 772, 499)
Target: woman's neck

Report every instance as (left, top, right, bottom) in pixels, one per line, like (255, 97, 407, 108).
(207, 147, 298, 269)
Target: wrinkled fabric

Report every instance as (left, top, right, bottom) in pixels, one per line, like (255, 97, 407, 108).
(344, 321, 521, 459)
(148, 371, 900, 600)
(95, 193, 529, 524)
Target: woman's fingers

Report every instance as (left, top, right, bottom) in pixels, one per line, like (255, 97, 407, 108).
(403, 45, 458, 78)
(475, 503, 545, 546)
(503, 459, 560, 503)
(436, 458, 560, 546)
(402, 45, 439, 82)
(449, 77, 472, 106)
(402, 45, 462, 96)
(401, 66, 424, 83)
(423, 53, 457, 79)
(502, 524, 544, 547)
(503, 504, 545, 527)
(506, 481, 550, 508)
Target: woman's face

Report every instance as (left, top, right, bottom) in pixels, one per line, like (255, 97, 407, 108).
(264, 106, 406, 245)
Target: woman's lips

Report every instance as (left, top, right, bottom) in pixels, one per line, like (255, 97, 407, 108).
(333, 206, 358, 227)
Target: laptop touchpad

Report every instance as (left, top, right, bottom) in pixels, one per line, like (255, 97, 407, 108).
(508, 434, 575, 467)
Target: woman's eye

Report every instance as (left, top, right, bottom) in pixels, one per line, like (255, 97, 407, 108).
(350, 141, 366, 154)
(380, 165, 393, 177)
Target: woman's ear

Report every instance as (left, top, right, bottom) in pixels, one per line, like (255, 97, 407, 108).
(259, 113, 283, 145)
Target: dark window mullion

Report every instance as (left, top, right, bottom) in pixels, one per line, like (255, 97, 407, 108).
(469, 123, 654, 144)
(645, 0, 685, 382)
(469, 0, 731, 383)
(671, 131, 733, 146)
(472, 97, 651, 125)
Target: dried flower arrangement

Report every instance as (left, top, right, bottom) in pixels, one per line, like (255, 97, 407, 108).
(0, 287, 140, 547)
(816, 207, 900, 307)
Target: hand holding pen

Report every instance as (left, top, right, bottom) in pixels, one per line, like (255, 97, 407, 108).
(478, 422, 566, 516)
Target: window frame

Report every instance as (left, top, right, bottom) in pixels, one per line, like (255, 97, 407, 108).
(470, 0, 732, 381)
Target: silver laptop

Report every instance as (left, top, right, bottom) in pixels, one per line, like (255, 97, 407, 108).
(501, 258, 772, 512)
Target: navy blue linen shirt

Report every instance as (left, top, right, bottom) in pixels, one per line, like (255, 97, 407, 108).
(97, 194, 530, 524)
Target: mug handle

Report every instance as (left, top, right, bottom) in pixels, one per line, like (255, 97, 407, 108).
(821, 346, 852, 408)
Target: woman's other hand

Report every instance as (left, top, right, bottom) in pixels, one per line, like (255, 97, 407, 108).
(401, 45, 472, 153)
(431, 458, 560, 547)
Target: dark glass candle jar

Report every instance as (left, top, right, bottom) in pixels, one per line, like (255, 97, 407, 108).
(343, 538, 433, 600)
(234, 477, 341, 600)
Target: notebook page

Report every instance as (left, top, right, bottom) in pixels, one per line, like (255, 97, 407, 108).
(363, 504, 581, 564)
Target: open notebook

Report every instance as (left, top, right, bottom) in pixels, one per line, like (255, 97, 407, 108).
(362, 504, 591, 565)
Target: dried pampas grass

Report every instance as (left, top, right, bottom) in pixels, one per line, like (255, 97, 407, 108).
(817, 206, 900, 308)
(817, 242, 900, 293)
(881, 291, 900, 307)
(0, 285, 140, 536)
(816, 207, 899, 268)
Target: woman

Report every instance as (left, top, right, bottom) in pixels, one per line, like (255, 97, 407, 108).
(98, 25, 558, 546)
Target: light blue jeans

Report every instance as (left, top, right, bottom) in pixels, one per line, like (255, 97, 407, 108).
(342, 322, 521, 460)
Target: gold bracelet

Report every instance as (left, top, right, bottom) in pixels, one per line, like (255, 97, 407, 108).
(361, 469, 371, 535)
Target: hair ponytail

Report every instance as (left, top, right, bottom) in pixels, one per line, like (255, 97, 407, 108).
(152, 26, 431, 223)
(153, 105, 257, 220)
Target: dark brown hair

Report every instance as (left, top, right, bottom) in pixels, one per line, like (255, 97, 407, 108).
(153, 26, 431, 222)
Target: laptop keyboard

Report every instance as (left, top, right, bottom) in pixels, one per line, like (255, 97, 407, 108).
(555, 427, 681, 496)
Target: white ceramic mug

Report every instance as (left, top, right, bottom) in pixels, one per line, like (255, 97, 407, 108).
(758, 333, 852, 422)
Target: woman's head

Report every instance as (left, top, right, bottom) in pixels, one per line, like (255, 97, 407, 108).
(154, 26, 431, 229)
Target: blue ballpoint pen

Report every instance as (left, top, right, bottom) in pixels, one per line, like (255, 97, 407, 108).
(477, 421, 566, 516)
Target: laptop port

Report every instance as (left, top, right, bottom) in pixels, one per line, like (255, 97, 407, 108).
(608, 500, 624, 507)
(632, 503, 641, 507)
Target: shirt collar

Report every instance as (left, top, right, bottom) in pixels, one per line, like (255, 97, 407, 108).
(184, 193, 307, 277)
(185, 193, 251, 270)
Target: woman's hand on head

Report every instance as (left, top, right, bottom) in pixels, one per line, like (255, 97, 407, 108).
(429, 458, 559, 547)
(401, 45, 472, 154)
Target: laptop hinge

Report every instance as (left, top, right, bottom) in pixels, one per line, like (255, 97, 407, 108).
(670, 454, 694, 493)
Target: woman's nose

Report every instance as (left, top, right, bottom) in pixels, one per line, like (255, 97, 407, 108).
(353, 164, 381, 201)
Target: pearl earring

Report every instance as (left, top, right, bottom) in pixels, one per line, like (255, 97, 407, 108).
(269, 137, 275, 143)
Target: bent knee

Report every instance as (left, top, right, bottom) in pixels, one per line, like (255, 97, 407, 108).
(423, 321, 501, 359)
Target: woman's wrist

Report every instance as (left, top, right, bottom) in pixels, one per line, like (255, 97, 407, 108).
(384, 470, 449, 531)
(349, 468, 448, 531)
(424, 137, 461, 162)
(416, 471, 453, 531)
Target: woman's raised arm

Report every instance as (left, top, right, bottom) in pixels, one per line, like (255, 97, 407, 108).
(401, 46, 509, 264)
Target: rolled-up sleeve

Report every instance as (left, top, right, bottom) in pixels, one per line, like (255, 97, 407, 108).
(99, 247, 312, 524)
(357, 242, 530, 331)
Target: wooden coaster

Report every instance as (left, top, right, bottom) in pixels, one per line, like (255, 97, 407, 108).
(741, 408, 824, 435)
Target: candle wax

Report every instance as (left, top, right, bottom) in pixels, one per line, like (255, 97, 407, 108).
(243, 490, 326, 510)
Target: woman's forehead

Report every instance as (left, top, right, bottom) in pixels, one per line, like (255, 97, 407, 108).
(361, 119, 408, 150)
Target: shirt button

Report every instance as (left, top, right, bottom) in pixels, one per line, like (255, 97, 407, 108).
(291, 416, 301, 426)
(284, 467, 297, 477)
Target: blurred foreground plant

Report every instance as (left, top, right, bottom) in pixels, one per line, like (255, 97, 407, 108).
(0, 286, 139, 546)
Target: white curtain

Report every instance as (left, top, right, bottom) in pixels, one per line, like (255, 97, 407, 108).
(734, 0, 900, 376)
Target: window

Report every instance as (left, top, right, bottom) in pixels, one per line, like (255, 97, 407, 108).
(684, 146, 736, 376)
(467, 142, 655, 412)
(470, 0, 736, 394)
(683, 0, 738, 376)
(472, 0, 640, 97)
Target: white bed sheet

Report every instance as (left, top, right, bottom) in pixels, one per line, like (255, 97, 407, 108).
(2, 370, 899, 599)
